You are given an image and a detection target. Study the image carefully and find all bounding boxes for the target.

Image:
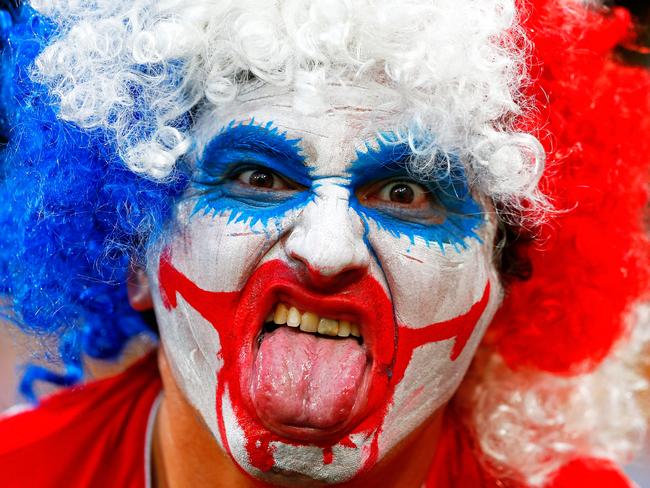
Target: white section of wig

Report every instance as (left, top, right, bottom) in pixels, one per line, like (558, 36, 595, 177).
(458, 303, 650, 486)
(29, 0, 544, 202)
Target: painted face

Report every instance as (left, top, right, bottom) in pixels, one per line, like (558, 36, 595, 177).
(149, 84, 502, 484)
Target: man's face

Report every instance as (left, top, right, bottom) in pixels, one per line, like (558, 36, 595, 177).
(149, 84, 502, 484)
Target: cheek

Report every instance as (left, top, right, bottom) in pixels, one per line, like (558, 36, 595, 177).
(155, 296, 224, 443)
(169, 206, 281, 292)
(366, 221, 494, 327)
(365, 220, 501, 450)
(379, 301, 498, 451)
(380, 344, 461, 449)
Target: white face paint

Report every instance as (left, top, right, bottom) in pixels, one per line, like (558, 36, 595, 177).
(149, 84, 502, 484)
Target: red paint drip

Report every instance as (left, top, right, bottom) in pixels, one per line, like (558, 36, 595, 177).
(158, 251, 490, 477)
(323, 446, 334, 465)
(340, 436, 357, 449)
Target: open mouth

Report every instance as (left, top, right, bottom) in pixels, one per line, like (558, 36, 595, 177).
(159, 251, 491, 474)
(250, 299, 373, 441)
(160, 250, 491, 469)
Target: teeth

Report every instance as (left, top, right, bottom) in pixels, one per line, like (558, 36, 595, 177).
(267, 303, 361, 340)
(273, 303, 288, 325)
(338, 320, 351, 337)
(287, 307, 301, 328)
(318, 318, 339, 336)
(300, 312, 319, 333)
(350, 323, 361, 338)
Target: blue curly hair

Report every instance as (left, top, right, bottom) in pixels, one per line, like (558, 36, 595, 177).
(0, 3, 188, 401)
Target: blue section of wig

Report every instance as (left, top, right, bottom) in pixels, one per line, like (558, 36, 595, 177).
(0, 5, 187, 401)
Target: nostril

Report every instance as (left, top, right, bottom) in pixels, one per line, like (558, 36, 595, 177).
(300, 259, 368, 290)
(309, 268, 366, 289)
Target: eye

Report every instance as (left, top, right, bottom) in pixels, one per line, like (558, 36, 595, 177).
(235, 167, 294, 191)
(376, 181, 427, 205)
(356, 178, 445, 224)
(360, 180, 432, 209)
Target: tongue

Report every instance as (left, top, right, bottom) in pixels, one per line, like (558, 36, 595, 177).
(252, 326, 367, 430)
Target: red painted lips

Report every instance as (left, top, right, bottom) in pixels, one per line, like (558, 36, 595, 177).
(232, 259, 398, 440)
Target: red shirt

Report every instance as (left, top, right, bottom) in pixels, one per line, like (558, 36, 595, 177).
(0, 352, 634, 488)
(0, 353, 161, 488)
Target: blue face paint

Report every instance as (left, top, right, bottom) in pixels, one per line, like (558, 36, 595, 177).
(347, 136, 484, 251)
(192, 121, 313, 227)
(193, 121, 483, 250)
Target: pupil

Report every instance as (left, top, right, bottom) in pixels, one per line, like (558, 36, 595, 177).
(390, 183, 414, 204)
(249, 170, 274, 188)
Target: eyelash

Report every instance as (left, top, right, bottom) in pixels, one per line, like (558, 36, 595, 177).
(358, 179, 435, 206)
(349, 174, 483, 249)
(230, 165, 305, 192)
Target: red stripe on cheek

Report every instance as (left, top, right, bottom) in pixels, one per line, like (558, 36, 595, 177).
(393, 283, 491, 385)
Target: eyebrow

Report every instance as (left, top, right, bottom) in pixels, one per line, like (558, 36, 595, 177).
(202, 120, 305, 166)
(348, 135, 413, 181)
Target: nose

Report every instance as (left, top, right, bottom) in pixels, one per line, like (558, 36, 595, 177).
(284, 180, 371, 288)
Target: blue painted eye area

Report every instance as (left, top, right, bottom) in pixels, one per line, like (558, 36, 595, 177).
(195, 161, 306, 201)
(194, 162, 307, 206)
(348, 140, 485, 249)
(193, 162, 311, 223)
(191, 121, 312, 225)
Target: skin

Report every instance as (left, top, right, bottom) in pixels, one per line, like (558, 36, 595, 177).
(135, 83, 503, 485)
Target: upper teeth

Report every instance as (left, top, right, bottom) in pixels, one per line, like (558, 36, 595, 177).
(267, 302, 361, 338)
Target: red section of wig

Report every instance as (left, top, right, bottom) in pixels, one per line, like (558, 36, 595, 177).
(488, 1, 650, 374)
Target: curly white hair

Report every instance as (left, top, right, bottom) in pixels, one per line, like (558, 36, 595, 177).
(458, 305, 650, 485)
(31, 0, 544, 203)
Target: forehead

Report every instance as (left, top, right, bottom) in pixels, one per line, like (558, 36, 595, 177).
(193, 83, 402, 174)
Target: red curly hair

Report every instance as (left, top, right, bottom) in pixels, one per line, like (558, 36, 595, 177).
(489, 0, 650, 375)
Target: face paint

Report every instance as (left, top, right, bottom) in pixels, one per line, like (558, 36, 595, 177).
(149, 84, 503, 484)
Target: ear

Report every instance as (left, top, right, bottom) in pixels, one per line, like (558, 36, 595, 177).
(127, 264, 154, 311)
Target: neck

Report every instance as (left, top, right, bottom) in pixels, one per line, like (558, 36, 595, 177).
(153, 348, 445, 487)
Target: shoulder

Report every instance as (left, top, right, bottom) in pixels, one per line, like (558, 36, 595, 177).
(0, 352, 161, 488)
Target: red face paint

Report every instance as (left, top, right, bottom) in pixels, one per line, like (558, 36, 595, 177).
(158, 249, 490, 476)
